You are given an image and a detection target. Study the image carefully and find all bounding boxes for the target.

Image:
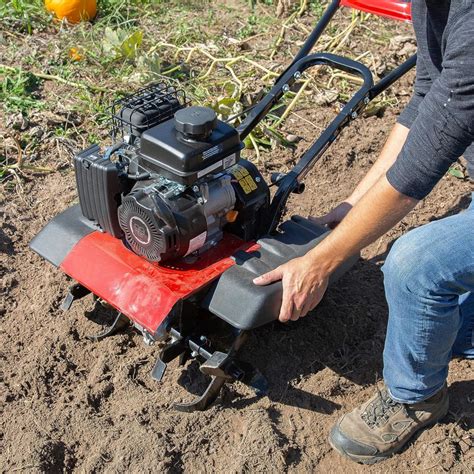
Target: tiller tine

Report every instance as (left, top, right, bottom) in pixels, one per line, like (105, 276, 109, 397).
(153, 329, 268, 412)
(174, 376, 227, 413)
(86, 311, 130, 342)
(61, 283, 91, 311)
(60, 283, 130, 341)
(151, 339, 188, 382)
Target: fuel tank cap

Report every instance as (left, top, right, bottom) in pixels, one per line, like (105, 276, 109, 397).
(174, 106, 217, 140)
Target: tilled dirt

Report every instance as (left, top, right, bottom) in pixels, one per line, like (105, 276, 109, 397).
(1, 4, 473, 473)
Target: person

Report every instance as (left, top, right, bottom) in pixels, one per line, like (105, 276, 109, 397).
(254, 0, 474, 465)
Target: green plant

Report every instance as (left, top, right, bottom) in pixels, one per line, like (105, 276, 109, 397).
(448, 164, 466, 180)
(0, 68, 44, 113)
(0, 0, 49, 33)
(309, 0, 324, 16)
(102, 27, 144, 59)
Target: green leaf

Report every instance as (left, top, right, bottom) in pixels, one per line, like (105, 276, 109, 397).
(448, 167, 465, 179)
(103, 28, 143, 59)
(223, 81, 239, 98)
(254, 137, 271, 147)
(120, 30, 143, 59)
(215, 97, 236, 114)
(264, 127, 296, 149)
(243, 136, 253, 149)
(103, 27, 121, 54)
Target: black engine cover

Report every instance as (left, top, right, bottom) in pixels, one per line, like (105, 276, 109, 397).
(118, 185, 207, 262)
(139, 107, 243, 185)
(74, 145, 128, 239)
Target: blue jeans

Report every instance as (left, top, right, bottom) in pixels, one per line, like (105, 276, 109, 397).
(382, 193, 474, 404)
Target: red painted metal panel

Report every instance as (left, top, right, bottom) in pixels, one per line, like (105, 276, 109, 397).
(341, 0, 412, 22)
(61, 231, 258, 334)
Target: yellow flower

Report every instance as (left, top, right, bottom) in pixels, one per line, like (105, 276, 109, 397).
(69, 47, 83, 62)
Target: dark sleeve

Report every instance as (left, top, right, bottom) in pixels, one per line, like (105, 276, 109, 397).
(397, 53, 433, 129)
(465, 143, 474, 179)
(387, 11, 474, 200)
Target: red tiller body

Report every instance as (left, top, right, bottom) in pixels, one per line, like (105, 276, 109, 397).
(60, 231, 258, 334)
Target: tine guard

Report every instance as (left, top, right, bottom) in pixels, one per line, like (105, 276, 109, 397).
(202, 216, 358, 330)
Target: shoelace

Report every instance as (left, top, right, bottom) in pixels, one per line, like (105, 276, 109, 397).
(361, 387, 403, 428)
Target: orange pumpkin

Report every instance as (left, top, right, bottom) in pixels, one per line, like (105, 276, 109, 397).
(45, 0, 97, 24)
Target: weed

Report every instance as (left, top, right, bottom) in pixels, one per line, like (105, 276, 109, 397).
(102, 27, 144, 59)
(87, 132, 102, 143)
(0, 0, 49, 33)
(448, 163, 467, 180)
(309, 0, 325, 17)
(0, 68, 44, 114)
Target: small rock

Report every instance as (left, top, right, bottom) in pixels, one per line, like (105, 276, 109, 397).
(389, 35, 415, 49)
(314, 89, 338, 106)
(285, 134, 299, 143)
(29, 126, 44, 139)
(398, 42, 417, 57)
(7, 112, 29, 131)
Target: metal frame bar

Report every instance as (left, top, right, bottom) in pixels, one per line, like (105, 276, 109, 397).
(236, 0, 416, 234)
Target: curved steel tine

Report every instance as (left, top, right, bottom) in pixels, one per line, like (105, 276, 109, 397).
(173, 376, 226, 413)
(86, 312, 129, 341)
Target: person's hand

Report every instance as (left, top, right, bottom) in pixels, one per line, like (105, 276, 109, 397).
(253, 255, 329, 323)
(309, 201, 353, 229)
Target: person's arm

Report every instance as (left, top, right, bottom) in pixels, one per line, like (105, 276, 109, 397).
(312, 54, 432, 228)
(350, 54, 434, 203)
(254, 176, 417, 321)
(346, 124, 409, 205)
(310, 123, 409, 228)
(396, 52, 433, 129)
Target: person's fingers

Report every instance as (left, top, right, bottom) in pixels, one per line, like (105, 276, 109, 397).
(253, 266, 283, 285)
(301, 300, 313, 317)
(279, 292, 294, 322)
(308, 214, 331, 226)
(307, 294, 321, 314)
(300, 288, 326, 316)
(290, 302, 301, 321)
(291, 294, 309, 321)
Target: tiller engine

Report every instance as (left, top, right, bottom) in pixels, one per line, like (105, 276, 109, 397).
(31, 0, 415, 411)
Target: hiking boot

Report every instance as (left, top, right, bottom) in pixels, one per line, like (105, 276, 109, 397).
(328, 384, 449, 464)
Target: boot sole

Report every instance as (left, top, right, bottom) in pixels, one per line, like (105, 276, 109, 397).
(328, 405, 449, 465)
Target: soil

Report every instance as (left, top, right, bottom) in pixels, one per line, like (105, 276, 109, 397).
(1, 2, 473, 473)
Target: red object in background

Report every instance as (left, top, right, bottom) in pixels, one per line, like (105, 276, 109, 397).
(341, 0, 412, 22)
(61, 232, 258, 334)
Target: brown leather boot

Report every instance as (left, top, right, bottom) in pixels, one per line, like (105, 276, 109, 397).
(329, 385, 449, 464)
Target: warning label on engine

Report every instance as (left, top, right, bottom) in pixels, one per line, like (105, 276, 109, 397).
(185, 231, 207, 256)
(231, 165, 257, 195)
(223, 153, 237, 169)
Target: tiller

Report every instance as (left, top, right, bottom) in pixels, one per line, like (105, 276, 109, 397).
(31, 0, 415, 411)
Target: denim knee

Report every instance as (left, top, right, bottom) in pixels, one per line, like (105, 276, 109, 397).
(382, 228, 445, 298)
